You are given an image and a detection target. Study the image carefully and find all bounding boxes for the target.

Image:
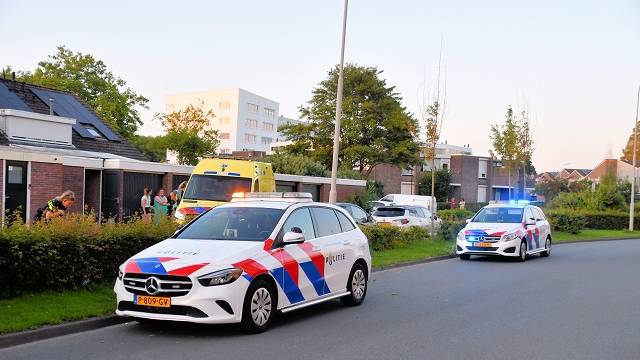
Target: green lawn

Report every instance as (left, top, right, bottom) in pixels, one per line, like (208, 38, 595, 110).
(372, 239, 455, 268)
(553, 229, 640, 243)
(0, 283, 115, 334)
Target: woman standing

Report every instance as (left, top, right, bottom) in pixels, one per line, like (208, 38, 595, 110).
(154, 188, 170, 223)
(141, 188, 153, 223)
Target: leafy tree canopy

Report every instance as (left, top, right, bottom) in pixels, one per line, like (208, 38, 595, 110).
(280, 64, 420, 178)
(418, 169, 452, 201)
(157, 101, 219, 166)
(13, 46, 148, 139)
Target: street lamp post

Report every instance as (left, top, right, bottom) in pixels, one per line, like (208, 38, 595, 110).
(328, 0, 349, 204)
(629, 85, 640, 231)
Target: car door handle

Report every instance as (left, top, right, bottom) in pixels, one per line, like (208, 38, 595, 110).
(312, 246, 321, 252)
(343, 240, 351, 245)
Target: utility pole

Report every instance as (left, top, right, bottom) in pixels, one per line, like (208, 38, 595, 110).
(629, 85, 640, 231)
(329, 0, 349, 204)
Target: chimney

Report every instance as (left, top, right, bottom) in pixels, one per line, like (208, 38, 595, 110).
(49, 98, 55, 115)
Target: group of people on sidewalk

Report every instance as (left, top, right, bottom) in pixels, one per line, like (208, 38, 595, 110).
(140, 182, 187, 223)
(449, 197, 466, 209)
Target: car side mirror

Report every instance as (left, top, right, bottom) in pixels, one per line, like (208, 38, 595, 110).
(465, 219, 471, 224)
(283, 231, 305, 245)
(526, 218, 536, 226)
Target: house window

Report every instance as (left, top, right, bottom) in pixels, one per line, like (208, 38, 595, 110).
(219, 148, 231, 154)
(245, 134, 256, 144)
(247, 103, 259, 113)
(84, 124, 103, 138)
(263, 122, 274, 131)
(219, 101, 231, 112)
(219, 132, 230, 140)
(261, 137, 272, 145)
(245, 118, 258, 128)
(7, 166, 23, 184)
(219, 117, 231, 126)
(263, 107, 276, 119)
(442, 163, 448, 170)
(479, 159, 488, 179)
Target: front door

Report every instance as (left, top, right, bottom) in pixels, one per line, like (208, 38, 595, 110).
(4, 161, 28, 223)
(310, 207, 351, 295)
(524, 208, 541, 250)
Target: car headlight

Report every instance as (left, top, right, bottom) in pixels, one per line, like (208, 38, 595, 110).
(198, 268, 243, 287)
(457, 230, 466, 241)
(502, 233, 519, 242)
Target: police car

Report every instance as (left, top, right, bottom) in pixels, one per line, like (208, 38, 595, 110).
(456, 201, 552, 261)
(114, 192, 371, 333)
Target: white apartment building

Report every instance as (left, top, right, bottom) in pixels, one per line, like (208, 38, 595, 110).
(421, 142, 473, 172)
(166, 88, 280, 154)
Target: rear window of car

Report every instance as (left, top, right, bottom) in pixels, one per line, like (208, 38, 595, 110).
(373, 208, 406, 217)
(311, 207, 342, 237)
(175, 206, 284, 241)
(336, 211, 356, 232)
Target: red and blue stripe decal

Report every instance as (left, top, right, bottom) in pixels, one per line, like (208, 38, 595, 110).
(178, 207, 211, 215)
(124, 257, 208, 276)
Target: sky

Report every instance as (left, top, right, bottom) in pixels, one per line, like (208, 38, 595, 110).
(1, 0, 639, 172)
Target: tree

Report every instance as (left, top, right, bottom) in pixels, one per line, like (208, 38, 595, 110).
(157, 102, 219, 165)
(267, 152, 329, 177)
(490, 106, 521, 199)
(279, 64, 420, 177)
(622, 122, 640, 166)
(130, 135, 168, 163)
(15, 46, 148, 139)
(418, 169, 452, 201)
(516, 111, 535, 199)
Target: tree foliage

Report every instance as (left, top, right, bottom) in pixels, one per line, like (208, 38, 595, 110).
(15, 46, 148, 139)
(156, 101, 219, 166)
(418, 169, 452, 201)
(267, 152, 329, 177)
(535, 177, 591, 202)
(130, 135, 168, 163)
(280, 64, 420, 177)
(621, 122, 640, 165)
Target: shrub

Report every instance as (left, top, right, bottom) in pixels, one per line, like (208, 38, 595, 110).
(546, 209, 640, 231)
(546, 210, 586, 234)
(0, 215, 178, 298)
(346, 181, 385, 212)
(437, 209, 474, 222)
(360, 224, 429, 251)
(437, 220, 466, 241)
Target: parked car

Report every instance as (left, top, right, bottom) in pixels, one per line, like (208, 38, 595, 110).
(115, 192, 371, 333)
(377, 194, 437, 212)
(456, 202, 552, 261)
(336, 203, 373, 225)
(371, 205, 441, 230)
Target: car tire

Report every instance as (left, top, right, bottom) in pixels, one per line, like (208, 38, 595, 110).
(341, 262, 368, 307)
(518, 240, 527, 262)
(459, 254, 471, 260)
(240, 278, 276, 334)
(540, 237, 551, 257)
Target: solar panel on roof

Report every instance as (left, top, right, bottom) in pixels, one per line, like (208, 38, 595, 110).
(29, 88, 96, 139)
(0, 83, 31, 111)
(30, 88, 121, 141)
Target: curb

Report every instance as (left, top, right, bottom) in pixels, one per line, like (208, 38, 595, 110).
(0, 314, 128, 350)
(2, 237, 637, 349)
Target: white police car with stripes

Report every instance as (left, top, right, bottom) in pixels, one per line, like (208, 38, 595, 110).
(456, 201, 552, 261)
(114, 192, 371, 333)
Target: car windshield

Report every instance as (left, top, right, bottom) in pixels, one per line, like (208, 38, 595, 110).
(472, 207, 524, 223)
(373, 208, 406, 217)
(183, 175, 252, 202)
(175, 207, 284, 241)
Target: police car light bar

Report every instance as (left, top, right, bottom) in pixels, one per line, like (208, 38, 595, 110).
(230, 192, 313, 202)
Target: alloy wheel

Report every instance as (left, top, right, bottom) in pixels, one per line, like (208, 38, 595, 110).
(352, 269, 366, 300)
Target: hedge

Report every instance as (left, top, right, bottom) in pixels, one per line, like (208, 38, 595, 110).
(546, 210, 639, 233)
(360, 225, 432, 251)
(437, 209, 474, 222)
(0, 215, 178, 298)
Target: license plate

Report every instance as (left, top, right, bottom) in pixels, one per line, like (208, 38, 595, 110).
(135, 295, 171, 308)
(475, 242, 493, 247)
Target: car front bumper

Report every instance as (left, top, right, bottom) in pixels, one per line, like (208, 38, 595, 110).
(455, 237, 521, 257)
(114, 275, 250, 324)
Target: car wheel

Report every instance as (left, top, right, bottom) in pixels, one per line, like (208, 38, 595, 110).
(459, 254, 471, 260)
(518, 240, 527, 262)
(341, 262, 368, 307)
(540, 237, 551, 257)
(240, 278, 275, 333)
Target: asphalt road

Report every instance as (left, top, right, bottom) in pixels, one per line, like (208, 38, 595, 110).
(3, 240, 640, 360)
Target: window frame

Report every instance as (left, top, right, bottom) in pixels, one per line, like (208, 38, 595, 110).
(309, 206, 343, 239)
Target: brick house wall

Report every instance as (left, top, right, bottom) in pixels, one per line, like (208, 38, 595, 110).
(318, 184, 365, 203)
(62, 166, 84, 214)
(587, 159, 617, 182)
(29, 162, 64, 219)
(84, 170, 101, 215)
(450, 155, 481, 203)
(369, 164, 402, 194)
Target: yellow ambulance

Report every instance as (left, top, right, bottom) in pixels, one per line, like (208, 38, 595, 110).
(174, 158, 276, 220)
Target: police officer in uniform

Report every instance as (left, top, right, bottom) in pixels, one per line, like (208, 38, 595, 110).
(33, 190, 76, 222)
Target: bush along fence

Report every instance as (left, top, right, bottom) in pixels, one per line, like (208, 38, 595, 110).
(0, 215, 178, 298)
(546, 209, 640, 234)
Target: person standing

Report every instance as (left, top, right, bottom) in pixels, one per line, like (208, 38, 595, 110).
(171, 181, 187, 214)
(450, 197, 457, 209)
(33, 190, 75, 222)
(154, 188, 170, 223)
(459, 198, 466, 210)
(141, 188, 153, 223)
